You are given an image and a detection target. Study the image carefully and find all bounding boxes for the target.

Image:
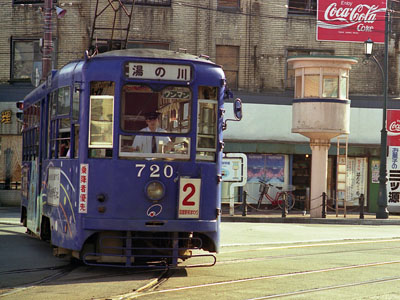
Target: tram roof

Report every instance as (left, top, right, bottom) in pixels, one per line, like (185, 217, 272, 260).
(95, 48, 217, 65)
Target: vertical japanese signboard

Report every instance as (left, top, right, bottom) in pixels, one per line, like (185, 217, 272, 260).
(317, 0, 386, 43)
(79, 164, 89, 213)
(387, 110, 400, 207)
(387, 147, 400, 205)
(346, 157, 367, 206)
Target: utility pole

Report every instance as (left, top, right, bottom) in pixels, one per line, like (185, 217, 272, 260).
(42, 0, 53, 82)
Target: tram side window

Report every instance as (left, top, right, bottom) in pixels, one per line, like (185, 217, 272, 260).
(58, 87, 70, 115)
(59, 118, 71, 157)
(47, 88, 72, 159)
(89, 81, 115, 158)
(72, 83, 80, 158)
(22, 102, 41, 161)
(72, 83, 80, 121)
(197, 86, 218, 161)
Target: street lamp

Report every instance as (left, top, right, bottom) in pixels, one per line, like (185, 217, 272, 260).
(364, 38, 374, 58)
(364, 35, 389, 219)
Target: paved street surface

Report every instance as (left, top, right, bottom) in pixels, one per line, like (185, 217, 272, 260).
(2, 206, 400, 299)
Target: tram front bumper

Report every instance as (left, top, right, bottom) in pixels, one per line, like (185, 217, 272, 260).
(83, 218, 218, 233)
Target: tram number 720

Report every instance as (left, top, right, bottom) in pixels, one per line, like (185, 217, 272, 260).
(178, 178, 201, 219)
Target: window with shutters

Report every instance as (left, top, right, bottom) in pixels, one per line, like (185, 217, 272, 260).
(218, 0, 240, 11)
(216, 45, 239, 90)
(288, 0, 317, 15)
(13, 0, 56, 4)
(122, 0, 171, 6)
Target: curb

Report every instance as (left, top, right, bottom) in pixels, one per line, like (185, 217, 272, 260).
(221, 216, 400, 225)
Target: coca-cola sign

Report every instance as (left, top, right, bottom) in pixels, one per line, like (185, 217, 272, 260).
(387, 110, 400, 147)
(317, 0, 386, 43)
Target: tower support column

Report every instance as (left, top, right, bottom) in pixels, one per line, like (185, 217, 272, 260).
(310, 138, 331, 218)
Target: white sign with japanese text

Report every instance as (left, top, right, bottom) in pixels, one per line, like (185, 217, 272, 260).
(178, 178, 201, 219)
(48, 167, 60, 206)
(125, 62, 191, 82)
(222, 158, 243, 182)
(387, 146, 400, 206)
(346, 157, 367, 206)
(79, 164, 89, 214)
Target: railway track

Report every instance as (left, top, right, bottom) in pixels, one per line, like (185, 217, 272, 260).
(123, 259, 400, 299)
(108, 238, 400, 299)
(3, 237, 400, 299)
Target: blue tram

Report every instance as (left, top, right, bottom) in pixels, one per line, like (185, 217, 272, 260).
(19, 49, 241, 266)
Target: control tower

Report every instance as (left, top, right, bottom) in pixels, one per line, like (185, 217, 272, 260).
(288, 56, 358, 218)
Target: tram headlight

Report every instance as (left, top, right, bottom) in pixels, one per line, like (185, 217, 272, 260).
(145, 181, 165, 202)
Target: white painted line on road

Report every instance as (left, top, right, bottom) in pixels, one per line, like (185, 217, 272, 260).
(220, 238, 400, 254)
(128, 259, 400, 298)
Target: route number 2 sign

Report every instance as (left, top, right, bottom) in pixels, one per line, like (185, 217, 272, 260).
(178, 178, 201, 219)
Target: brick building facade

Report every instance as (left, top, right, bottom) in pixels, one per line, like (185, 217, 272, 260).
(1, 0, 399, 94)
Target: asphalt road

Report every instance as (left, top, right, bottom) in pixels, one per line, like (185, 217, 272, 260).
(2, 217, 400, 299)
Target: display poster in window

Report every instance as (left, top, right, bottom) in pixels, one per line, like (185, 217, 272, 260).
(317, 0, 386, 43)
(246, 154, 286, 204)
(387, 146, 400, 206)
(371, 159, 380, 184)
(346, 157, 367, 206)
(387, 109, 400, 147)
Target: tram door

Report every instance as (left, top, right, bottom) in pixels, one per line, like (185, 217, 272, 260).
(26, 98, 45, 234)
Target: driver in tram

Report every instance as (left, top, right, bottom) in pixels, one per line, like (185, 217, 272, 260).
(132, 111, 172, 153)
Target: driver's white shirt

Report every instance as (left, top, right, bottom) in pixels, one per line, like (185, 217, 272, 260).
(132, 127, 171, 153)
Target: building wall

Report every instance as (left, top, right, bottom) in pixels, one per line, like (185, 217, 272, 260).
(0, 101, 22, 185)
(0, 0, 398, 96)
(0, 134, 22, 185)
(223, 103, 381, 146)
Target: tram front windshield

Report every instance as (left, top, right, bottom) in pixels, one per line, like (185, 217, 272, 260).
(88, 82, 218, 161)
(119, 84, 192, 160)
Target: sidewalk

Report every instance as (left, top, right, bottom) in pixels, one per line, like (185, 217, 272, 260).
(221, 203, 400, 225)
(0, 206, 20, 225)
(2, 205, 400, 226)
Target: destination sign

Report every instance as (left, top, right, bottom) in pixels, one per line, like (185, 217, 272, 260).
(125, 62, 192, 82)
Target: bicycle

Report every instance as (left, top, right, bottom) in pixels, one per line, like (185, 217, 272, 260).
(257, 180, 296, 210)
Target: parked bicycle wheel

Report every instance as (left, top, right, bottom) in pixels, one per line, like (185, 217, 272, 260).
(277, 192, 295, 210)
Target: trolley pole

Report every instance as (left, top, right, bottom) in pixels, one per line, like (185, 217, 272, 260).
(42, 0, 53, 82)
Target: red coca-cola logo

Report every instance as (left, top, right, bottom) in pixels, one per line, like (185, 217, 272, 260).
(389, 121, 400, 132)
(324, 4, 381, 26)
